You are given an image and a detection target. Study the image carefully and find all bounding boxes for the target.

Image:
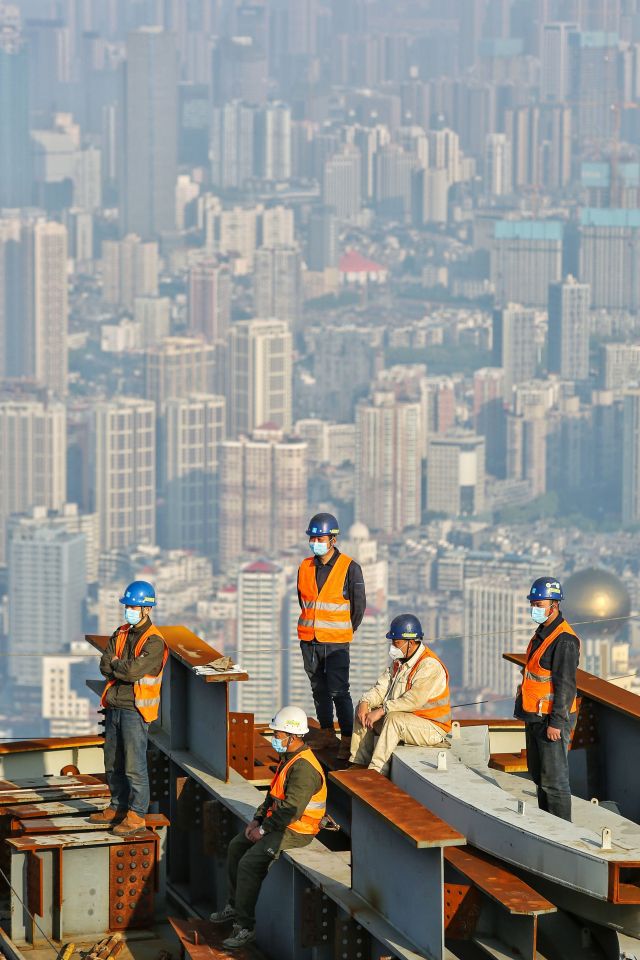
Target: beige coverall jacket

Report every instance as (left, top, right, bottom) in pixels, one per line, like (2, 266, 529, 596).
(349, 643, 448, 774)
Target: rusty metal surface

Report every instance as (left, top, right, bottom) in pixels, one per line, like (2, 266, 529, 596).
(15, 813, 169, 835)
(608, 862, 640, 904)
(147, 746, 170, 804)
(228, 713, 254, 780)
(0, 783, 110, 809)
(2, 798, 110, 819)
(299, 886, 335, 949)
(571, 697, 599, 750)
(108, 838, 156, 930)
(168, 916, 265, 960)
(330, 768, 465, 848)
(87, 629, 248, 682)
(444, 846, 556, 915)
(505, 652, 640, 721)
(443, 882, 482, 939)
(0, 736, 104, 756)
(202, 799, 235, 858)
(7, 828, 158, 851)
(333, 917, 370, 960)
(26, 850, 44, 917)
(176, 776, 204, 832)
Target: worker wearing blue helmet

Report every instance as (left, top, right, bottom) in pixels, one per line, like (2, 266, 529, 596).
(297, 513, 366, 760)
(90, 580, 168, 836)
(515, 577, 580, 822)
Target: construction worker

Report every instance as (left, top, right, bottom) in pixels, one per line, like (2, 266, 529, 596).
(515, 577, 580, 822)
(210, 706, 326, 949)
(90, 581, 168, 836)
(297, 512, 366, 760)
(349, 614, 451, 776)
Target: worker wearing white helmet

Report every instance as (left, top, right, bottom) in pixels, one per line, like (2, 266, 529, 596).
(210, 706, 327, 950)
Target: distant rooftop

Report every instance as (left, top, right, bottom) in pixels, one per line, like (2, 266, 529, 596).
(580, 207, 640, 228)
(494, 220, 564, 241)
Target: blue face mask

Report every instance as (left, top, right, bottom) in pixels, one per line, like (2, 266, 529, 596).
(311, 541, 329, 557)
(271, 736, 288, 754)
(530, 606, 548, 625)
(125, 608, 142, 626)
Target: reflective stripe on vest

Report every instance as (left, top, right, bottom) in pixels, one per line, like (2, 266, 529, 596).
(297, 554, 354, 644)
(100, 624, 169, 723)
(266, 748, 327, 835)
(520, 620, 580, 717)
(399, 646, 452, 733)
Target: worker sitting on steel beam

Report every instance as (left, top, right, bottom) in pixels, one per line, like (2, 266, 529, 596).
(515, 577, 580, 822)
(90, 580, 168, 836)
(349, 614, 452, 776)
(210, 706, 326, 950)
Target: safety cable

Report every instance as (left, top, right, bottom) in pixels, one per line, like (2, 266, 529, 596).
(0, 612, 639, 657)
(0, 863, 59, 955)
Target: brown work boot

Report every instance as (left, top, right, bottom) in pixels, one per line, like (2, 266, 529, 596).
(88, 806, 123, 825)
(336, 736, 352, 761)
(111, 810, 146, 836)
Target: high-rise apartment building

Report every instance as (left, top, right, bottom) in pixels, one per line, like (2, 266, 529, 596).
(234, 560, 287, 722)
(92, 398, 156, 551)
(541, 22, 578, 101)
(355, 391, 422, 535)
(0, 25, 31, 207)
(622, 390, 640, 527)
(484, 134, 512, 196)
(373, 143, 415, 219)
(122, 28, 178, 238)
(102, 235, 159, 310)
(261, 206, 296, 247)
(473, 367, 506, 478)
(426, 432, 486, 517)
(187, 260, 232, 344)
(578, 208, 640, 310)
(7, 504, 99, 584)
(254, 246, 302, 329)
(218, 432, 307, 568)
(323, 145, 362, 221)
(306, 207, 337, 271)
(255, 101, 292, 181)
(599, 343, 640, 392)
(491, 221, 563, 307)
(492, 305, 537, 399)
(228, 319, 293, 436)
(144, 337, 216, 409)
(506, 405, 548, 499)
(8, 524, 86, 686)
(463, 577, 531, 696)
(0, 400, 67, 562)
(134, 297, 171, 348)
(548, 276, 591, 381)
(210, 100, 255, 190)
(160, 394, 226, 556)
(569, 30, 620, 143)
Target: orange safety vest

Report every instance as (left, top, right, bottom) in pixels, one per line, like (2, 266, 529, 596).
(266, 748, 327, 835)
(520, 620, 580, 717)
(297, 553, 354, 643)
(100, 624, 169, 723)
(396, 646, 452, 733)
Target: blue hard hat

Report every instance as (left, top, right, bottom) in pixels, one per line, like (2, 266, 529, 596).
(386, 613, 424, 641)
(119, 580, 157, 607)
(527, 577, 563, 602)
(305, 512, 340, 537)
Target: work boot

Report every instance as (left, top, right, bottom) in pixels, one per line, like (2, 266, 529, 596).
(111, 810, 146, 836)
(209, 904, 236, 924)
(336, 736, 352, 761)
(88, 806, 123, 825)
(308, 728, 338, 751)
(222, 925, 256, 949)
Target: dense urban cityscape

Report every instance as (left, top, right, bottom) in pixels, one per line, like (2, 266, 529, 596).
(1, 0, 640, 738)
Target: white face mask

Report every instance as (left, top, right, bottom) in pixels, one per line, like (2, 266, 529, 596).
(389, 644, 405, 661)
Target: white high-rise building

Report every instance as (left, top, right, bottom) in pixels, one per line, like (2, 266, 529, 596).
(234, 560, 288, 722)
(355, 391, 422, 535)
(548, 275, 590, 382)
(463, 577, 531, 696)
(254, 246, 302, 329)
(228, 318, 292, 436)
(484, 134, 513, 197)
(144, 337, 216, 409)
(623, 389, 640, 527)
(210, 100, 255, 190)
(43, 645, 100, 737)
(492, 304, 537, 399)
(187, 260, 231, 344)
(541, 23, 578, 102)
(7, 504, 99, 583)
(259, 102, 292, 181)
(261, 206, 295, 247)
(428, 128, 462, 185)
(426, 432, 486, 517)
(0, 400, 66, 562)
(102, 235, 159, 310)
(93, 398, 156, 551)
(8, 524, 86, 686)
(160, 394, 226, 555)
(34, 220, 69, 397)
(134, 296, 171, 347)
(323, 145, 362, 221)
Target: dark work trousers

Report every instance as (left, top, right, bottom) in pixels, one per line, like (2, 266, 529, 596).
(227, 829, 312, 929)
(525, 716, 576, 821)
(300, 640, 353, 736)
(103, 708, 150, 816)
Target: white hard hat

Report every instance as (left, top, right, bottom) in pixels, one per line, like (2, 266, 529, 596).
(270, 706, 309, 736)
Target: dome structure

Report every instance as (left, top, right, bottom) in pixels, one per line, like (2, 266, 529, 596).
(562, 568, 631, 639)
(348, 522, 370, 541)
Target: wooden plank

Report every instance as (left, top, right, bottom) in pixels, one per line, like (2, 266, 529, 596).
(504, 653, 640, 721)
(488, 752, 529, 773)
(330, 768, 465, 849)
(445, 846, 556, 916)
